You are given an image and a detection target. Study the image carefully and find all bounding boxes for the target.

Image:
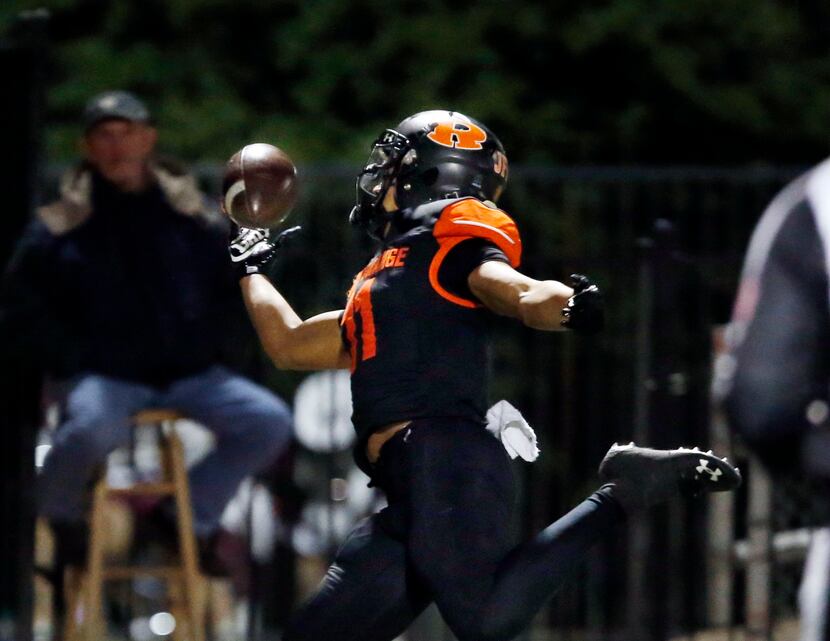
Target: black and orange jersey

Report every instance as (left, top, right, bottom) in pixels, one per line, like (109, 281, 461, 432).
(340, 197, 522, 470)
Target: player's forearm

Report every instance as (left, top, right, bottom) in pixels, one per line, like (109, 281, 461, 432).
(517, 279, 574, 330)
(240, 274, 303, 367)
(240, 275, 350, 371)
(479, 278, 573, 330)
(469, 261, 573, 331)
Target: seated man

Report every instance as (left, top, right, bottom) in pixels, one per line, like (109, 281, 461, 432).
(1, 90, 292, 569)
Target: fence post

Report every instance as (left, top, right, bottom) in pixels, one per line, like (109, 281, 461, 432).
(745, 456, 774, 640)
(706, 327, 736, 629)
(0, 11, 50, 641)
(627, 234, 655, 640)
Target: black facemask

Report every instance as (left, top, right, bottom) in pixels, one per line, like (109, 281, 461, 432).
(349, 129, 410, 239)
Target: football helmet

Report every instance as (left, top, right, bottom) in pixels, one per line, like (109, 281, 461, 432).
(350, 110, 509, 238)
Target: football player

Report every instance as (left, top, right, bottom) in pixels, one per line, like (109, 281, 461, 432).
(230, 110, 741, 641)
(718, 158, 830, 641)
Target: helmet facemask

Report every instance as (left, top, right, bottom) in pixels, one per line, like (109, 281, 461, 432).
(349, 129, 411, 239)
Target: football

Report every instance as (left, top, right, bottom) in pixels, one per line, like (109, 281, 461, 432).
(222, 143, 298, 229)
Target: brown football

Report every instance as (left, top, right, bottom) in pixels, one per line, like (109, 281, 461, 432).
(222, 143, 298, 228)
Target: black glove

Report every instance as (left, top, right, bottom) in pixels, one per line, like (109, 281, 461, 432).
(228, 224, 302, 280)
(560, 274, 604, 335)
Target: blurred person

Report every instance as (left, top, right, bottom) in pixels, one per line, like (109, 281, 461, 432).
(719, 158, 830, 641)
(0, 90, 292, 572)
(229, 109, 740, 641)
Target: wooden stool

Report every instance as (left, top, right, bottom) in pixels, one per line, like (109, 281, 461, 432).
(65, 409, 205, 641)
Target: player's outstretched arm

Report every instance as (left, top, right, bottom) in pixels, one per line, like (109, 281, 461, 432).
(230, 226, 350, 371)
(469, 261, 604, 334)
(469, 261, 571, 330)
(240, 275, 350, 370)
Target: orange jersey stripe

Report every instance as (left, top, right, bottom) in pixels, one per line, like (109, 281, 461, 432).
(428, 236, 481, 309)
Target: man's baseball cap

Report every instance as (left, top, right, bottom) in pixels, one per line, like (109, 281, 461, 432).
(83, 90, 151, 131)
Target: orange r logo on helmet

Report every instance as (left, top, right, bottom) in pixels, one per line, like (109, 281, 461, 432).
(427, 119, 488, 150)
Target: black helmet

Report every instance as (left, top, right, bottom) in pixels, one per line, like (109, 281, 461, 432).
(349, 110, 508, 238)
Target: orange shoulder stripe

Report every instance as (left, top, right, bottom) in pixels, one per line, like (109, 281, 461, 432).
(432, 198, 522, 268)
(428, 236, 481, 309)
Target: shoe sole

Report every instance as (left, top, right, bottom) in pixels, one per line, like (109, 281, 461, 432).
(600, 442, 742, 495)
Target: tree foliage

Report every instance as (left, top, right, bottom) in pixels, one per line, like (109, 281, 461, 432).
(3, 0, 830, 164)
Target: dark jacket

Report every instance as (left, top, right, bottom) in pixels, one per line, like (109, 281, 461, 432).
(1, 159, 241, 386)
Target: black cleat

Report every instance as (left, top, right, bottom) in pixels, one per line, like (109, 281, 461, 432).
(598, 442, 742, 512)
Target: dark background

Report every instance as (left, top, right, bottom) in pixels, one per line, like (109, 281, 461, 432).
(4, 0, 830, 166)
(2, 2, 828, 640)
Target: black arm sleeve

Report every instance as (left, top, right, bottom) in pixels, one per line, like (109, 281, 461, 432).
(437, 238, 509, 302)
(725, 200, 830, 470)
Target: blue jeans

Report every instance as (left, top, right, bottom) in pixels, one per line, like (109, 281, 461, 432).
(38, 365, 292, 537)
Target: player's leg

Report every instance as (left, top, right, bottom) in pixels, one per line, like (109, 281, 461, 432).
(39, 374, 157, 558)
(283, 507, 431, 641)
(397, 420, 741, 641)
(161, 365, 292, 536)
(391, 419, 618, 641)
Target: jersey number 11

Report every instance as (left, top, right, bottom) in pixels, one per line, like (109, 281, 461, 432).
(342, 277, 377, 371)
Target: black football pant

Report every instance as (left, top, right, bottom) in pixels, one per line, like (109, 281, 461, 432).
(283, 418, 624, 641)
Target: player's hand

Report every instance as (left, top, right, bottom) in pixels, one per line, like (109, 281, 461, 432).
(560, 274, 604, 335)
(228, 224, 301, 280)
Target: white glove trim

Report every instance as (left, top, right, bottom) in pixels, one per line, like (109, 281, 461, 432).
(230, 227, 270, 262)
